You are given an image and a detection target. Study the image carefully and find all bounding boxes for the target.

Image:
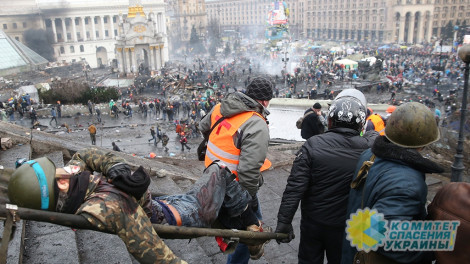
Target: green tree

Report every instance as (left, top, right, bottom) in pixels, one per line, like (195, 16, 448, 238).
(224, 42, 231, 56)
(440, 21, 454, 42)
(189, 25, 202, 53)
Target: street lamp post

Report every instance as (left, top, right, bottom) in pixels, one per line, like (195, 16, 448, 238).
(281, 44, 289, 93)
(451, 45, 470, 182)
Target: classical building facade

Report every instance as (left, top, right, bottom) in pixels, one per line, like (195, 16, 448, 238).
(0, 0, 168, 69)
(205, 0, 470, 44)
(166, 0, 207, 45)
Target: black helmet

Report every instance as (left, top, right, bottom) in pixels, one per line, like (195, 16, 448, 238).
(328, 96, 366, 131)
(385, 102, 440, 148)
(8, 157, 57, 211)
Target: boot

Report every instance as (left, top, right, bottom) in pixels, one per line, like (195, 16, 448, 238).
(246, 224, 272, 260)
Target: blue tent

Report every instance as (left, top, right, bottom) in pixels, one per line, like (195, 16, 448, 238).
(378, 45, 390, 50)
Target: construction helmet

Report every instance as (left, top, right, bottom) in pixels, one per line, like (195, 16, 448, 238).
(8, 157, 57, 211)
(385, 102, 440, 148)
(328, 95, 367, 132)
(335, 88, 367, 107)
(386, 105, 397, 114)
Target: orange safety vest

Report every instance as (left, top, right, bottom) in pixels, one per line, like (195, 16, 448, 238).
(204, 104, 271, 179)
(366, 114, 385, 135)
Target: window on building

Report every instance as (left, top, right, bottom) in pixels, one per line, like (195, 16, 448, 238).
(67, 33, 71, 40)
(104, 17, 108, 23)
(113, 16, 117, 23)
(96, 31, 99, 38)
(77, 32, 81, 39)
(75, 18, 79, 26)
(85, 18, 89, 25)
(15, 36, 19, 41)
(80, 45, 84, 52)
(57, 33, 62, 40)
(94, 17, 98, 24)
(86, 31, 90, 38)
(23, 22, 27, 28)
(13, 23, 17, 29)
(105, 30, 109, 37)
(60, 46, 65, 54)
(70, 46, 75, 53)
(114, 29, 118, 36)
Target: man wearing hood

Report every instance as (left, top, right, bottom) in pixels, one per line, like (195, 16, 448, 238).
(341, 102, 444, 264)
(199, 77, 273, 262)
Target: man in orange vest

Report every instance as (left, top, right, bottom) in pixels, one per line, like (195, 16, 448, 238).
(199, 76, 273, 262)
(365, 107, 386, 135)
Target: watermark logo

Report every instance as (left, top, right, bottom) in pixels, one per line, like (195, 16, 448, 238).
(346, 208, 460, 252)
(346, 208, 388, 252)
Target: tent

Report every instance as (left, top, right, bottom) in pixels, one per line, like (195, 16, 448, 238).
(334, 59, 358, 72)
(18, 85, 39, 103)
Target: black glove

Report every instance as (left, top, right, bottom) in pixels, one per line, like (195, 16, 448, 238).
(250, 194, 259, 213)
(275, 222, 295, 244)
(107, 163, 131, 181)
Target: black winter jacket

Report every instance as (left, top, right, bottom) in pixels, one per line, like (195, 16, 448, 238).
(300, 108, 324, 139)
(277, 127, 378, 227)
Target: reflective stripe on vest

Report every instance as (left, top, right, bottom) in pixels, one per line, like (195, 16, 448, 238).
(366, 114, 385, 136)
(204, 104, 270, 178)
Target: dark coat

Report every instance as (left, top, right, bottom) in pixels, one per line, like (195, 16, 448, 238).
(277, 128, 377, 227)
(300, 108, 324, 139)
(341, 136, 444, 264)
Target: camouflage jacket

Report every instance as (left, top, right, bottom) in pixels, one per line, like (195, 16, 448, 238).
(68, 148, 185, 264)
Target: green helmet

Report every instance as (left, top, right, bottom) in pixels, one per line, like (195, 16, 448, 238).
(385, 102, 440, 148)
(8, 157, 57, 211)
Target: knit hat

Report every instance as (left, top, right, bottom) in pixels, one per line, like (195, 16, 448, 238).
(112, 166, 150, 200)
(245, 77, 273, 101)
(313, 103, 322, 110)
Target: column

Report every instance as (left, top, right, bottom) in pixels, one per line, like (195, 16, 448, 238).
(82, 17, 87, 41)
(416, 13, 424, 44)
(149, 46, 155, 71)
(100, 16, 106, 40)
(110, 16, 115, 38)
(407, 13, 414, 44)
(124, 48, 130, 73)
(130, 47, 136, 73)
(159, 44, 164, 69)
(51, 18, 58, 43)
(398, 16, 405, 43)
(72, 17, 78, 42)
(91, 16, 96, 40)
(426, 13, 433, 42)
(116, 48, 124, 73)
(155, 46, 161, 70)
(61, 18, 68, 42)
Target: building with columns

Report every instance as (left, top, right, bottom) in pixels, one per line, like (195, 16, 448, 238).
(0, 0, 168, 69)
(205, 0, 470, 44)
(115, 1, 168, 74)
(166, 0, 207, 47)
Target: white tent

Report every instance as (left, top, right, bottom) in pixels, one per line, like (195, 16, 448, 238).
(18, 85, 39, 103)
(334, 59, 358, 71)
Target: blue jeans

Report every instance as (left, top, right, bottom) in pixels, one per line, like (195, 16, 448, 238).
(226, 200, 262, 264)
(157, 162, 232, 227)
